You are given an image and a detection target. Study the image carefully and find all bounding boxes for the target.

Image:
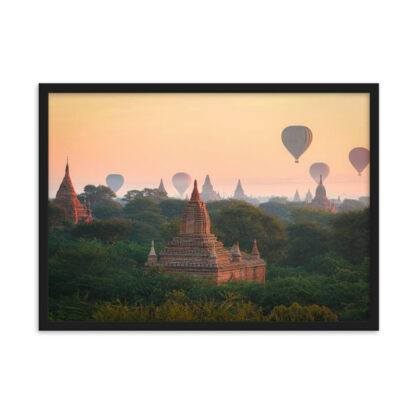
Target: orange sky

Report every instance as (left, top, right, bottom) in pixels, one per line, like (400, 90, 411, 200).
(49, 93, 370, 199)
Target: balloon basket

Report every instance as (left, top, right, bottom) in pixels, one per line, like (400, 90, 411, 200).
(295, 160, 299, 163)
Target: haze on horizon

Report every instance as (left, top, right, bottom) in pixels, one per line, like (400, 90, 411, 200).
(49, 93, 370, 199)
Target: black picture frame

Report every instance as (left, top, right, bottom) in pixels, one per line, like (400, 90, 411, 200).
(39, 83, 379, 331)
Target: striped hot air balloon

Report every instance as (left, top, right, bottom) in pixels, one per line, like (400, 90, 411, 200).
(281, 126, 313, 163)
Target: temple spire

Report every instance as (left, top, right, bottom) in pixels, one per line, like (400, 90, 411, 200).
(146, 241, 158, 265)
(251, 239, 260, 259)
(190, 179, 201, 201)
(319, 174, 323, 185)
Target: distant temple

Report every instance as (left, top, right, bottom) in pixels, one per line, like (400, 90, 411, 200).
(146, 180, 266, 283)
(158, 179, 168, 197)
(305, 189, 313, 203)
(293, 189, 301, 202)
(310, 175, 337, 213)
(233, 179, 246, 200)
(200, 175, 221, 202)
(55, 160, 92, 224)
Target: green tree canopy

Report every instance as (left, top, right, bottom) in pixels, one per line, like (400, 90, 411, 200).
(331, 209, 370, 264)
(71, 218, 132, 244)
(158, 199, 186, 220)
(78, 185, 116, 205)
(48, 201, 70, 229)
(211, 202, 288, 263)
(286, 222, 331, 267)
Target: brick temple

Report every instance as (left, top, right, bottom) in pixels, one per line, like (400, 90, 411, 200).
(146, 180, 266, 283)
(310, 175, 337, 213)
(54, 161, 93, 224)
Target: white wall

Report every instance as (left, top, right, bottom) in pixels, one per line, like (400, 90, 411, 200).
(1, 1, 415, 415)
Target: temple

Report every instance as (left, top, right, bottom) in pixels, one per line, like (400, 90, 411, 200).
(158, 179, 168, 197)
(310, 175, 337, 213)
(54, 160, 93, 224)
(305, 189, 313, 203)
(293, 189, 301, 202)
(200, 175, 221, 202)
(233, 179, 246, 199)
(146, 180, 266, 284)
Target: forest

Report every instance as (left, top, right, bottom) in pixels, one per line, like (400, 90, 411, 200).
(48, 185, 370, 322)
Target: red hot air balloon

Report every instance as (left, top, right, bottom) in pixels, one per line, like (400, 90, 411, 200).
(172, 172, 192, 197)
(310, 163, 330, 184)
(349, 147, 370, 176)
(281, 126, 313, 163)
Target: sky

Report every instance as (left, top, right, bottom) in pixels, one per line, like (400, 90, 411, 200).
(49, 93, 370, 199)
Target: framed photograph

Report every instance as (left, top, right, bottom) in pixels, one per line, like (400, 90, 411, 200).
(39, 84, 378, 330)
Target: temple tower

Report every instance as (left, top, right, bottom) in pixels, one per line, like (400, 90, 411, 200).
(152, 180, 266, 283)
(55, 160, 92, 224)
(293, 189, 301, 202)
(310, 175, 337, 213)
(200, 175, 221, 202)
(158, 179, 168, 197)
(233, 179, 246, 200)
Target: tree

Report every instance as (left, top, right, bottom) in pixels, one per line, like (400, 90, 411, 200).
(158, 199, 186, 220)
(78, 185, 116, 205)
(123, 188, 168, 202)
(288, 206, 335, 226)
(72, 218, 132, 244)
(211, 202, 288, 264)
(48, 201, 69, 229)
(123, 198, 159, 217)
(93, 199, 123, 219)
(160, 218, 180, 242)
(259, 201, 293, 224)
(286, 222, 330, 266)
(337, 199, 366, 212)
(331, 209, 370, 264)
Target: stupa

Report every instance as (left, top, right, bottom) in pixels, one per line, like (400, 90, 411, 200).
(293, 189, 301, 202)
(146, 180, 266, 283)
(310, 175, 337, 213)
(233, 179, 246, 200)
(158, 179, 168, 197)
(54, 160, 92, 224)
(200, 175, 221, 202)
(305, 189, 313, 203)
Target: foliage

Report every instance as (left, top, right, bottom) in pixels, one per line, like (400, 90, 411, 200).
(259, 201, 293, 224)
(123, 188, 168, 202)
(48, 202, 70, 229)
(286, 222, 330, 266)
(158, 199, 187, 220)
(287, 206, 335, 226)
(93, 199, 123, 220)
(338, 199, 366, 212)
(71, 218, 132, 243)
(331, 209, 370, 264)
(210, 202, 288, 263)
(78, 184, 116, 205)
(92, 291, 337, 322)
(123, 198, 159, 217)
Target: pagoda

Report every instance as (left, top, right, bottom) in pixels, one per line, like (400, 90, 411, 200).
(293, 189, 301, 202)
(200, 175, 221, 202)
(146, 180, 266, 283)
(310, 175, 337, 213)
(305, 189, 313, 203)
(54, 160, 93, 224)
(158, 179, 168, 197)
(233, 179, 246, 200)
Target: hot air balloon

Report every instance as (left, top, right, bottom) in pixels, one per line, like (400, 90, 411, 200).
(281, 126, 313, 163)
(106, 174, 124, 194)
(310, 163, 330, 184)
(349, 147, 370, 176)
(172, 172, 191, 197)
